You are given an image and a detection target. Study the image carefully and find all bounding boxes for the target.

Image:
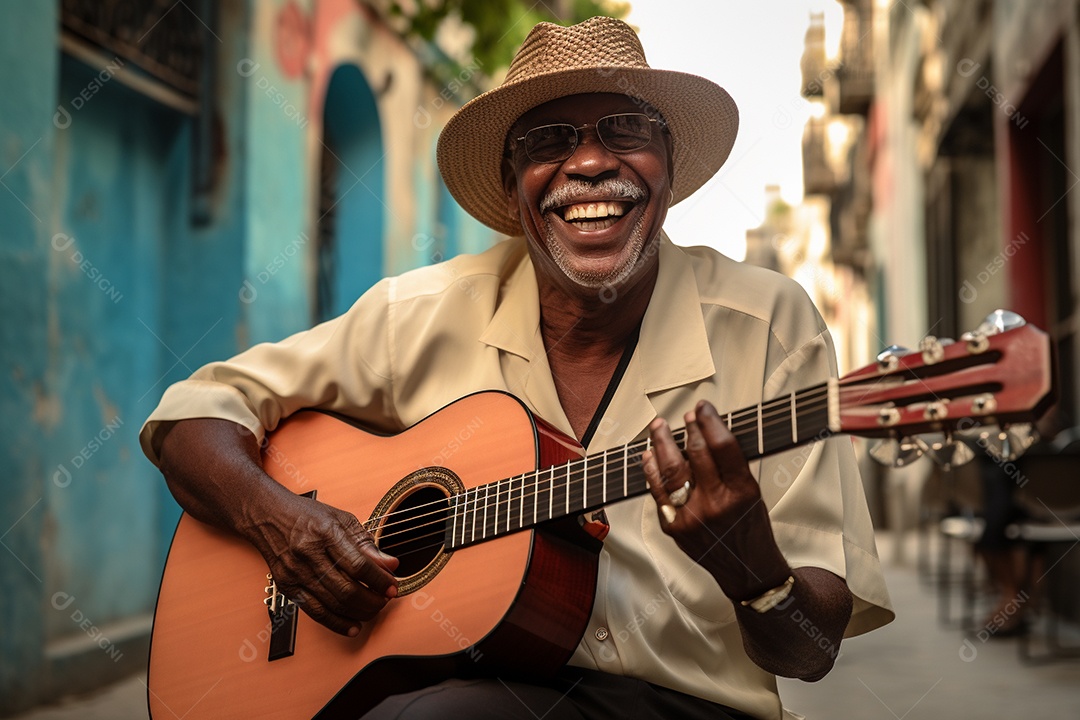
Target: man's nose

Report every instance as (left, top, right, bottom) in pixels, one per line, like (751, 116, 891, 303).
(561, 128, 620, 179)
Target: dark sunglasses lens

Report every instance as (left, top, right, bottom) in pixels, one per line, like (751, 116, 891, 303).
(525, 124, 577, 162)
(599, 114, 653, 151)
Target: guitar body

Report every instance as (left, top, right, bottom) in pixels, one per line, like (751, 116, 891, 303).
(148, 392, 599, 719)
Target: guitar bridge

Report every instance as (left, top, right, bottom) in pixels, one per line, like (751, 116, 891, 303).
(264, 573, 299, 661)
(263, 489, 316, 662)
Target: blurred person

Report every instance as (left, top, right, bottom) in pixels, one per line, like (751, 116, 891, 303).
(141, 17, 892, 720)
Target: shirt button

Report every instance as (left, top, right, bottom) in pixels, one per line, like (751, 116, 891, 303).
(595, 627, 610, 641)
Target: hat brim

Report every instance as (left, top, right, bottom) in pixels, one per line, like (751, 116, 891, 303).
(437, 66, 739, 236)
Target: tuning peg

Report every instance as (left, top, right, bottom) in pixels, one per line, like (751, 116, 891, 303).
(876, 345, 911, 370)
(980, 423, 1038, 462)
(977, 309, 1027, 336)
(960, 329, 990, 354)
(919, 336, 945, 364)
(915, 432, 976, 470)
(870, 436, 924, 467)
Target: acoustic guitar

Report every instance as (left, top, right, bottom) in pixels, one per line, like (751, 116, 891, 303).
(148, 316, 1053, 718)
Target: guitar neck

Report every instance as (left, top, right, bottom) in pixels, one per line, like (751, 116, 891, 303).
(445, 381, 836, 550)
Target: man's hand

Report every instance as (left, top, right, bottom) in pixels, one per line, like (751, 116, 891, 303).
(243, 493, 399, 637)
(642, 400, 790, 600)
(641, 400, 853, 680)
(158, 418, 399, 637)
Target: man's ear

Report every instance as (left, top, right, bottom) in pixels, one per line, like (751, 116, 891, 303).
(501, 156, 521, 224)
(664, 132, 675, 183)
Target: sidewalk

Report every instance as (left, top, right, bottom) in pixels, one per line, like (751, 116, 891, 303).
(778, 533, 1080, 718)
(12, 532, 1080, 719)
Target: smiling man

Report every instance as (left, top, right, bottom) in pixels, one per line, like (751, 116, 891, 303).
(142, 16, 892, 720)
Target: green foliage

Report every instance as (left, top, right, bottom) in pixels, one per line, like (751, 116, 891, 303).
(388, 0, 630, 80)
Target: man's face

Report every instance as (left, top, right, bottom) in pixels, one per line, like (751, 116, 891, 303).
(503, 93, 673, 293)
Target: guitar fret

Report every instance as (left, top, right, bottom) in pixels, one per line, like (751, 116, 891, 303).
(583, 456, 588, 508)
(790, 391, 798, 444)
(757, 402, 764, 455)
(533, 470, 539, 526)
(504, 478, 511, 534)
(519, 473, 525, 530)
(482, 485, 488, 540)
(549, 465, 554, 521)
(726, 412, 732, 430)
(509, 476, 516, 533)
(460, 490, 468, 546)
(451, 494, 459, 548)
(564, 459, 571, 516)
(470, 488, 477, 544)
(601, 448, 608, 505)
(622, 444, 628, 499)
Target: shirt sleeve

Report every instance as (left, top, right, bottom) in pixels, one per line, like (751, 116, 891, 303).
(756, 327, 895, 638)
(138, 278, 398, 467)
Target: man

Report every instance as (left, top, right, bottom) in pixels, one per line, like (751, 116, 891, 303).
(141, 16, 892, 720)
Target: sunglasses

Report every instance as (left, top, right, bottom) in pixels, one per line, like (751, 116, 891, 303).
(513, 113, 665, 164)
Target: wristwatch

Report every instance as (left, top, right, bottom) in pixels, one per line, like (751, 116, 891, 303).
(740, 575, 795, 613)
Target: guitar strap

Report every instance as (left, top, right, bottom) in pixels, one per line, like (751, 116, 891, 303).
(579, 320, 642, 449)
(576, 321, 641, 541)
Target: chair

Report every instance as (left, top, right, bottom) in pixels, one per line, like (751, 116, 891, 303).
(1005, 446, 1080, 662)
(930, 461, 985, 630)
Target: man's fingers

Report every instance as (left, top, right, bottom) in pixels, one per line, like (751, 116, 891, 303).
(311, 566, 391, 620)
(695, 401, 755, 481)
(642, 448, 678, 525)
(682, 411, 721, 491)
(289, 589, 363, 637)
(648, 417, 692, 492)
(327, 521, 399, 598)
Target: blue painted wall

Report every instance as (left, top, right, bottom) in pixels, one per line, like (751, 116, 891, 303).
(0, 2, 251, 711)
(46, 53, 187, 632)
(0, 1, 496, 711)
(322, 63, 385, 319)
(0, 2, 59, 707)
(241, 13, 311, 343)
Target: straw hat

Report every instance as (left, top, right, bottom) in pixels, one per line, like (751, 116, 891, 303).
(437, 16, 739, 236)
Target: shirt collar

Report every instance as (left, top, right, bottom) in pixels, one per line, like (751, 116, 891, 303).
(638, 231, 716, 392)
(479, 233, 716, 391)
(477, 237, 541, 360)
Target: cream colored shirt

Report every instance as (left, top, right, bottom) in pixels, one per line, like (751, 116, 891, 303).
(141, 234, 893, 720)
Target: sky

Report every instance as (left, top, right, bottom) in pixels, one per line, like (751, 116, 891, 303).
(625, 0, 844, 260)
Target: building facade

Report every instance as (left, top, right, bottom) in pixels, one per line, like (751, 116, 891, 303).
(0, 0, 500, 711)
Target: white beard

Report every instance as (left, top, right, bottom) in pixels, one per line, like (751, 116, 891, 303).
(544, 212, 648, 290)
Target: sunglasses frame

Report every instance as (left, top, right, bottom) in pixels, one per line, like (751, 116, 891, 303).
(513, 112, 666, 164)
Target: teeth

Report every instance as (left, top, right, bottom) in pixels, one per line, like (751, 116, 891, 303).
(573, 217, 618, 231)
(562, 202, 628, 222)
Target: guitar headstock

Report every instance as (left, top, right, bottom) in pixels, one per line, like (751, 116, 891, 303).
(837, 311, 1055, 468)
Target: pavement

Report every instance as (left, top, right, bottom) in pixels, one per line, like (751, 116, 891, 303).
(11, 531, 1080, 719)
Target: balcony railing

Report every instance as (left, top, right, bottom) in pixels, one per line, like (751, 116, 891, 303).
(801, 13, 827, 98)
(803, 117, 835, 196)
(836, 1, 874, 115)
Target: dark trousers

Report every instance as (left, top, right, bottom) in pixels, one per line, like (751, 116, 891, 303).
(361, 667, 756, 719)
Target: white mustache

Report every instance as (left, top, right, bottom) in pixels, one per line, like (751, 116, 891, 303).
(539, 179, 647, 214)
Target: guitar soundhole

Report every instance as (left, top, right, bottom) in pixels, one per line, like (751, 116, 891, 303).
(370, 468, 461, 595)
(380, 486, 447, 578)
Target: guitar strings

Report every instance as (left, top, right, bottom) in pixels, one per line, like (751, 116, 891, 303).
(367, 387, 835, 540)
(372, 393, 838, 546)
(370, 393, 829, 539)
(376, 374, 976, 552)
(378, 379, 961, 546)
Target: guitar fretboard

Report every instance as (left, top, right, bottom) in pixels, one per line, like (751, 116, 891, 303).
(444, 382, 836, 550)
